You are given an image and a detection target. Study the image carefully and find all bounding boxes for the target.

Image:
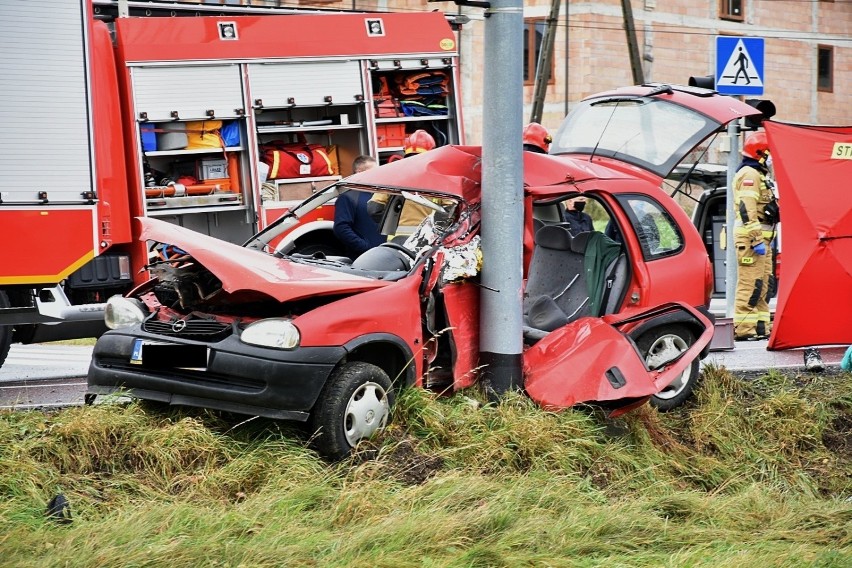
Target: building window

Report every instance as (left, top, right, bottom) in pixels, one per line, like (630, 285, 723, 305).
(523, 18, 555, 86)
(818, 45, 834, 92)
(719, 0, 744, 22)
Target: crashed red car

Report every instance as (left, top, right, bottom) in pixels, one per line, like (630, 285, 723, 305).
(87, 84, 761, 458)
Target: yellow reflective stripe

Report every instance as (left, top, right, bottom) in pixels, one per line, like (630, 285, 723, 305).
(734, 313, 760, 323)
(757, 312, 771, 319)
(316, 149, 334, 175)
(738, 190, 760, 199)
(271, 151, 281, 179)
(762, 231, 775, 238)
(735, 224, 761, 234)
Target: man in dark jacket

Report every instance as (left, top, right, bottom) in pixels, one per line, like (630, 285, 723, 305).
(564, 196, 594, 236)
(333, 156, 384, 257)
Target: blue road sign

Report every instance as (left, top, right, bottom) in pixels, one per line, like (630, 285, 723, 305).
(716, 36, 765, 96)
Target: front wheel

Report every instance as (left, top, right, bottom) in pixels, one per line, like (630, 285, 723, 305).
(309, 362, 394, 460)
(636, 324, 700, 411)
(0, 290, 13, 369)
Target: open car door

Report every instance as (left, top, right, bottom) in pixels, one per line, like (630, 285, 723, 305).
(524, 303, 713, 412)
(765, 122, 852, 349)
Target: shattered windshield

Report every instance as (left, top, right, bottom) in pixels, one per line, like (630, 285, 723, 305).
(243, 182, 471, 279)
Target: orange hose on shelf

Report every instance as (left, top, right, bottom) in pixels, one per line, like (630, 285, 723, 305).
(228, 153, 241, 194)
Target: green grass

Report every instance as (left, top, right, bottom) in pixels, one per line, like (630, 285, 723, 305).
(1, 367, 850, 567)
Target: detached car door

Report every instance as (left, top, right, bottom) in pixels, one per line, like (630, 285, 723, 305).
(523, 303, 712, 412)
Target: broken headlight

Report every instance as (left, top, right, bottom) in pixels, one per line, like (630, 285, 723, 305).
(104, 296, 149, 330)
(240, 318, 300, 350)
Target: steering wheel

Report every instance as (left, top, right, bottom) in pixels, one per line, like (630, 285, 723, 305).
(379, 242, 416, 260)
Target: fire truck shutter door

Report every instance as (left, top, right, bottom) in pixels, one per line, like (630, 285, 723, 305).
(248, 61, 363, 108)
(131, 65, 244, 122)
(1, 2, 92, 203)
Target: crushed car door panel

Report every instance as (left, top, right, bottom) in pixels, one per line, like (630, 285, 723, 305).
(524, 303, 712, 409)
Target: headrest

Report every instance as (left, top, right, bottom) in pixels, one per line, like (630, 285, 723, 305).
(570, 231, 592, 254)
(535, 225, 573, 251)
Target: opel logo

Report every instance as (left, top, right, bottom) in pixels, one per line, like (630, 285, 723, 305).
(171, 319, 187, 333)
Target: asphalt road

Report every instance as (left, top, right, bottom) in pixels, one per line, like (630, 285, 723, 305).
(0, 340, 847, 411)
(0, 344, 93, 409)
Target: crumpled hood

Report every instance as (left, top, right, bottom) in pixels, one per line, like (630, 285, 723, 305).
(138, 217, 390, 303)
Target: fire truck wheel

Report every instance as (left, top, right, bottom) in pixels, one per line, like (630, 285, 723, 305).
(294, 235, 345, 258)
(636, 324, 700, 411)
(0, 290, 12, 369)
(309, 362, 394, 461)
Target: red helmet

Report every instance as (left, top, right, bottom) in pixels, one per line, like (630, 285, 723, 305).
(403, 129, 436, 155)
(742, 131, 769, 160)
(523, 122, 552, 153)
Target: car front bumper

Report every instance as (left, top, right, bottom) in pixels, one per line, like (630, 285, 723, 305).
(87, 327, 346, 421)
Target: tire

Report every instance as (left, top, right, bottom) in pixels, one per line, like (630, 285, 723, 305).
(309, 362, 394, 460)
(636, 324, 700, 411)
(0, 290, 13, 370)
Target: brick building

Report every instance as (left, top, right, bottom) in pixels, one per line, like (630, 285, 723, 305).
(184, 1, 849, 144)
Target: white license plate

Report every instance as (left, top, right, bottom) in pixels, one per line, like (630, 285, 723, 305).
(131, 339, 208, 369)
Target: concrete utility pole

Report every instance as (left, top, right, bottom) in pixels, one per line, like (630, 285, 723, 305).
(620, 0, 644, 84)
(529, 0, 561, 124)
(480, 0, 525, 397)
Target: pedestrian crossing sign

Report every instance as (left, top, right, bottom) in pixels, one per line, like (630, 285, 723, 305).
(715, 36, 765, 96)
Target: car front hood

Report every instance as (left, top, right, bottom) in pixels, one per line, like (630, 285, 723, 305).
(138, 218, 390, 303)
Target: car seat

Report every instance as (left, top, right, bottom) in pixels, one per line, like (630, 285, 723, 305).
(523, 226, 628, 343)
(523, 225, 592, 342)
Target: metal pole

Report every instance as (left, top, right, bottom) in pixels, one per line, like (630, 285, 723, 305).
(530, 0, 561, 124)
(725, 121, 740, 318)
(480, 0, 525, 398)
(621, 0, 644, 84)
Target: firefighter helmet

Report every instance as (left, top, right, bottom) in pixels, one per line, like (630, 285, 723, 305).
(403, 129, 436, 155)
(522, 122, 552, 153)
(742, 131, 770, 160)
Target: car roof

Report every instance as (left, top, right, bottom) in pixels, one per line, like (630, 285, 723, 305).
(344, 145, 634, 202)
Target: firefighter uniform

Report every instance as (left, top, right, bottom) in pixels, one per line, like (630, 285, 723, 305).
(732, 162, 775, 339)
(368, 129, 437, 238)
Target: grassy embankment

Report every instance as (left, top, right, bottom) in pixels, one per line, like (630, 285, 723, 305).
(1, 365, 850, 567)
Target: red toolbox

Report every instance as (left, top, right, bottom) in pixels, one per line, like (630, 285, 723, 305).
(376, 123, 407, 148)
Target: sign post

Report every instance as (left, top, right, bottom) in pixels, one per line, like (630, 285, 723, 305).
(716, 36, 765, 319)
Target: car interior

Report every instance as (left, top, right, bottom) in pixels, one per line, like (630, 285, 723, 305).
(525, 196, 629, 343)
(288, 190, 462, 281)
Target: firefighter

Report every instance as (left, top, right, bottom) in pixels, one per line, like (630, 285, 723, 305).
(367, 129, 438, 239)
(732, 130, 778, 340)
(522, 122, 552, 154)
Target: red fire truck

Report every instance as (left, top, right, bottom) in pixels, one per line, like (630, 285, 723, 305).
(0, 0, 464, 368)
